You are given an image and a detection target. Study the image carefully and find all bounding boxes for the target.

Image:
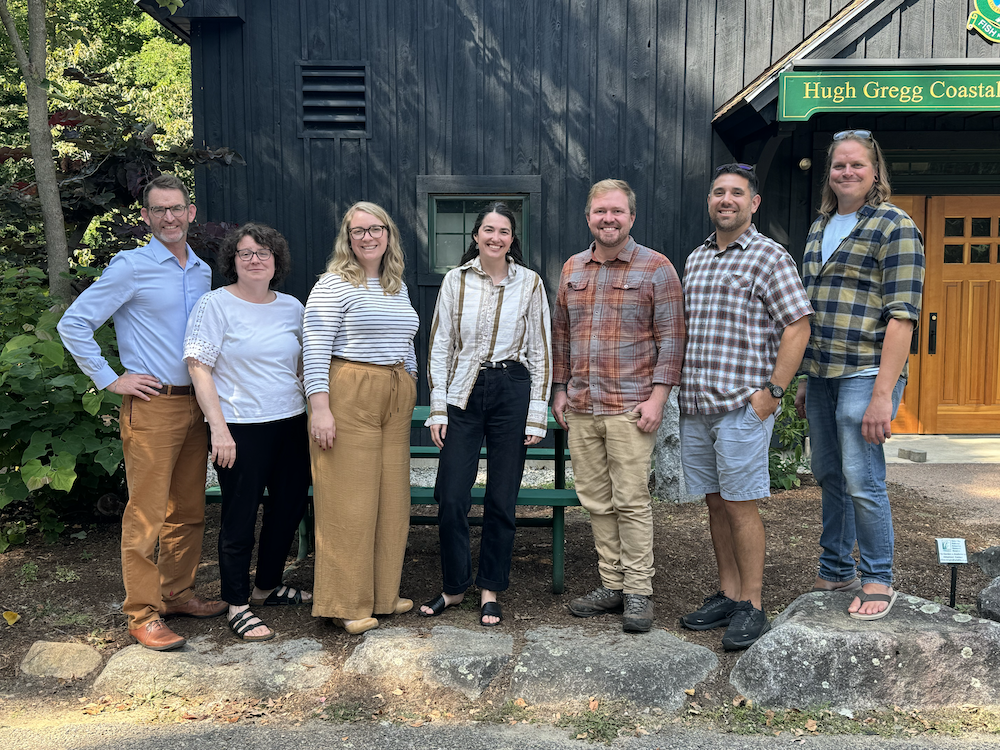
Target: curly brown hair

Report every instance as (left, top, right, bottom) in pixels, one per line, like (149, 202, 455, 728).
(217, 223, 292, 288)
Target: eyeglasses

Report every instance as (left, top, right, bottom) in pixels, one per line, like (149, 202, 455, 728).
(349, 225, 387, 240)
(236, 248, 273, 261)
(147, 204, 189, 218)
(833, 129, 873, 141)
(716, 163, 755, 172)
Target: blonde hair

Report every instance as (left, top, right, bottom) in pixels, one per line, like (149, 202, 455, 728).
(818, 134, 892, 221)
(325, 201, 405, 295)
(585, 179, 636, 215)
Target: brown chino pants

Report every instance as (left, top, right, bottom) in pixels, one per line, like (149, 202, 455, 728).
(119, 393, 208, 629)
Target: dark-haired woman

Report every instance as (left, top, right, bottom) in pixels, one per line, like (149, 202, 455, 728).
(418, 202, 551, 626)
(185, 223, 312, 642)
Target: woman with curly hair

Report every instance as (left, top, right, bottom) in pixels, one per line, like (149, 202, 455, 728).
(303, 202, 419, 635)
(184, 222, 311, 642)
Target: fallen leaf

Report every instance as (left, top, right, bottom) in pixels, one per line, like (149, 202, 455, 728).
(409, 720, 424, 728)
(2, 611, 20, 626)
(732, 695, 746, 707)
(684, 689, 695, 696)
(514, 698, 527, 708)
(181, 713, 202, 720)
(392, 689, 403, 696)
(576, 733, 588, 739)
(805, 718, 818, 731)
(588, 698, 599, 712)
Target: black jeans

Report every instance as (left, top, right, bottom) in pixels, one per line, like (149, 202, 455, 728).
(215, 412, 311, 604)
(434, 363, 530, 594)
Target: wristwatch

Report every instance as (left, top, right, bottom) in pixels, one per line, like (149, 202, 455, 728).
(764, 381, 784, 399)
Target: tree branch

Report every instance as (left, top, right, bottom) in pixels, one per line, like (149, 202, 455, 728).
(0, 0, 31, 78)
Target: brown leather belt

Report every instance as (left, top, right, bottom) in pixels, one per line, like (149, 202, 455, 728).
(155, 384, 192, 396)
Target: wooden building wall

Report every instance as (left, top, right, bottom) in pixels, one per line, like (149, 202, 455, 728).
(189, 0, 875, 300)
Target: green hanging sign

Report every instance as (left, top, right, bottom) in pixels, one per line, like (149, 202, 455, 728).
(968, 0, 1000, 44)
(778, 70, 1000, 121)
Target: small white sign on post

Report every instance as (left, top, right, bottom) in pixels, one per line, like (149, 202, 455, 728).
(936, 538, 968, 565)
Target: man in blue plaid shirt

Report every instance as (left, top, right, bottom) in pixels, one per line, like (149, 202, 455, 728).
(794, 131, 924, 621)
(678, 164, 812, 650)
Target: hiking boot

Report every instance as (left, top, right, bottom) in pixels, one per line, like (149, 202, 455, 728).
(679, 591, 738, 631)
(721, 600, 771, 651)
(622, 593, 654, 633)
(568, 586, 624, 617)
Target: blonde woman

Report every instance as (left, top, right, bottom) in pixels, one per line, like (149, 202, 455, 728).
(303, 202, 419, 635)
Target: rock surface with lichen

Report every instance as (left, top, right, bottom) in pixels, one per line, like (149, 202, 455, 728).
(732, 591, 1000, 710)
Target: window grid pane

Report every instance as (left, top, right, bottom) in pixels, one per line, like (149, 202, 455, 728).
(430, 195, 527, 273)
(943, 244, 964, 264)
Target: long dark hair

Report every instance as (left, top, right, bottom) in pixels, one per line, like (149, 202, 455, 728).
(459, 201, 526, 266)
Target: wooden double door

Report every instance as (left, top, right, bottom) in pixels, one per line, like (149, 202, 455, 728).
(891, 195, 1000, 434)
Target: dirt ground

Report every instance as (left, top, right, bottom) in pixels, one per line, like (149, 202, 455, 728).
(0, 475, 997, 726)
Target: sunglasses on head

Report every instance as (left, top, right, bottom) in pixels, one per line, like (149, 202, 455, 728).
(833, 129, 873, 141)
(716, 162, 755, 172)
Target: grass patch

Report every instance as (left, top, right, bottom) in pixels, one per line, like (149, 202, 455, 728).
(18, 562, 39, 585)
(54, 566, 80, 583)
(315, 701, 366, 723)
(555, 699, 638, 743)
(477, 699, 535, 724)
(692, 701, 1000, 738)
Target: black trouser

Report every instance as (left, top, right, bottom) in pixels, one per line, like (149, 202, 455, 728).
(215, 412, 311, 604)
(434, 363, 530, 594)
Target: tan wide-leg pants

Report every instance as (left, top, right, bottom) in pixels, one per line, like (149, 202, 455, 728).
(310, 359, 416, 620)
(565, 410, 657, 596)
(120, 393, 208, 629)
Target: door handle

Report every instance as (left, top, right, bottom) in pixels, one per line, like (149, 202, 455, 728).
(927, 313, 937, 355)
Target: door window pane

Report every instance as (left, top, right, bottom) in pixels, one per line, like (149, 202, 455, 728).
(971, 218, 993, 237)
(944, 218, 965, 237)
(970, 244, 991, 264)
(943, 245, 964, 263)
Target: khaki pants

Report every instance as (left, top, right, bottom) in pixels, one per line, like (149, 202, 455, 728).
(310, 359, 416, 620)
(565, 411, 656, 595)
(120, 393, 208, 629)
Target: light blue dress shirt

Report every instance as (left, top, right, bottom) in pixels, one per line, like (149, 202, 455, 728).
(57, 237, 212, 390)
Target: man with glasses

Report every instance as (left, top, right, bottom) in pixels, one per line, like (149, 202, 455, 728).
(59, 174, 225, 651)
(678, 164, 812, 649)
(552, 179, 685, 633)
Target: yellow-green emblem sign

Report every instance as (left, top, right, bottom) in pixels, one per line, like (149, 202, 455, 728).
(968, 0, 1000, 44)
(778, 70, 1000, 121)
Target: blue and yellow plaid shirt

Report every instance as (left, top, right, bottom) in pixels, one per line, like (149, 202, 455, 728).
(800, 202, 924, 379)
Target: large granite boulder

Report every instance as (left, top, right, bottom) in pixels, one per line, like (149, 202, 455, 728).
(978, 576, 1000, 623)
(971, 546, 1000, 578)
(509, 625, 717, 710)
(732, 592, 1000, 710)
(343, 625, 513, 700)
(20, 641, 103, 680)
(93, 636, 331, 699)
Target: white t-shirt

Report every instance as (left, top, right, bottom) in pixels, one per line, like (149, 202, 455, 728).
(821, 211, 858, 265)
(183, 288, 306, 423)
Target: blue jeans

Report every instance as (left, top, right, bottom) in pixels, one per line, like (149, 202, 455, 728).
(806, 375, 905, 587)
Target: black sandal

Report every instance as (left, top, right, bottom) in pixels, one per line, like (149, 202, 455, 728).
(418, 593, 462, 617)
(480, 601, 503, 627)
(250, 585, 308, 606)
(228, 609, 275, 642)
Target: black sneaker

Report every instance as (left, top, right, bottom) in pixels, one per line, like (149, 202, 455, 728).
(721, 600, 771, 651)
(568, 586, 624, 617)
(622, 593, 654, 633)
(679, 591, 738, 631)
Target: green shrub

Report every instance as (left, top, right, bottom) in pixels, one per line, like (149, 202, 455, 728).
(0, 266, 124, 551)
(769, 379, 809, 490)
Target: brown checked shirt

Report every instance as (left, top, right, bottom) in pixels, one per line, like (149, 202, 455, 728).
(552, 238, 685, 415)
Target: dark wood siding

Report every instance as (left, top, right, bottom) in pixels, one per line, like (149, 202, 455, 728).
(188, 0, 1000, 351)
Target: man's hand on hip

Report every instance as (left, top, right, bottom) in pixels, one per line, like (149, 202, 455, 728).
(108, 373, 162, 401)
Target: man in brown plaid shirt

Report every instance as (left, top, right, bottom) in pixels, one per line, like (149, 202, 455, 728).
(552, 179, 685, 633)
(677, 164, 812, 650)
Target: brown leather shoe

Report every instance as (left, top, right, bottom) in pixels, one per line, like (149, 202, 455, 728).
(163, 594, 227, 619)
(129, 619, 186, 651)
